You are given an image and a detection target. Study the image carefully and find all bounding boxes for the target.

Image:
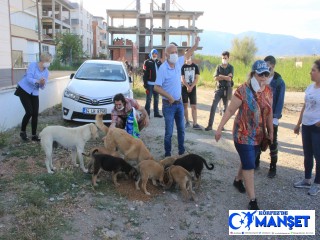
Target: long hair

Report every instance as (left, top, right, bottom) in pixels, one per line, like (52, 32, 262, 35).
(314, 59, 320, 71)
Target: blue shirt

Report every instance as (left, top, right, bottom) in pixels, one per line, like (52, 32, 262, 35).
(269, 72, 285, 119)
(17, 62, 49, 96)
(155, 56, 184, 100)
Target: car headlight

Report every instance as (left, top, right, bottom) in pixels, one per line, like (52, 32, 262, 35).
(64, 89, 80, 101)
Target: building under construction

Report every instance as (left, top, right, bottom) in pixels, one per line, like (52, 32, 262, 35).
(106, 0, 203, 67)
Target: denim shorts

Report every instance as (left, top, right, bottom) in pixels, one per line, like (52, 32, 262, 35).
(234, 142, 260, 170)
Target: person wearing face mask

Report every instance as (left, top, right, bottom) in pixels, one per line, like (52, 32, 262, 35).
(255, 56, 285, 178)
(110, 93, 149, 137)
(205, 51, 234, 131)
(154, 36, 200, 157)
(215, 60, 273, 210)
(14, 52, 52, 141)
(181, 49, 201, 130)
(143, 49, 163, 118)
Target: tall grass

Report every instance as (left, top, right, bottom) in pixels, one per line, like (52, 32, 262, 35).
(196, 54, 319, 91)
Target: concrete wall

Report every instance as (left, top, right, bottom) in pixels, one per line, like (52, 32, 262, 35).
(0, 75, 70, 131)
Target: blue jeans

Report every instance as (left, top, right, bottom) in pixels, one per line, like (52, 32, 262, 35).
(234, 142, 260, 170)
(162, 100, 185, 156)
(302, 124, 320, 183)
(145, 84, 160, 116)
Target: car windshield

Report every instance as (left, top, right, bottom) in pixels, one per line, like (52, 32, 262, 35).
(75, 62, 126, 81)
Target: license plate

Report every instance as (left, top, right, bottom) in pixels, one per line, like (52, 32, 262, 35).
(82, 108, 107, 114)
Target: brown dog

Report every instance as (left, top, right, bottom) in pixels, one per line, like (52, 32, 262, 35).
(85, 149, 139, 187)
(135, 160, 165, 195)
(165, 165, 196, 201)
(95, 113, 154, 163)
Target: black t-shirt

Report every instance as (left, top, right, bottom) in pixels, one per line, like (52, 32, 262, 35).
(181, 63, 200, 86)
(214, 64, 234, 87)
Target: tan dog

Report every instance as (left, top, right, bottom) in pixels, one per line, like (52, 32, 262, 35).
(95, 113, 154, 162)
(159, 155, 181, 167)
(165, 165, 196, 201)
(39, 123, 98, 173)
(135, 160, 165, 195)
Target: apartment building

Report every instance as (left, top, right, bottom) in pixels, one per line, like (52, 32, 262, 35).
(70, 1, 93, 58)
(106, 0, 203, 66)
(92, 16, 108, 58)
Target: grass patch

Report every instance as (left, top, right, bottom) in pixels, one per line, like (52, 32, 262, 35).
(8, 142, 42, 158)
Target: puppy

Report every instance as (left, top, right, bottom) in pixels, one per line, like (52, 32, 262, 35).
(88, 149, 139, 187)
(165, 165, 196, 201)
(159, 155, 180, 167)
(135, 160, 165, 195)
(173, 154, 214, 189)
(83, 146, 122, 173)
(95, 113, 154, 162)
(39, 123, 98, 174)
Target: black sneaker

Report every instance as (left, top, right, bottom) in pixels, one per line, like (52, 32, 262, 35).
(248, 199, 259, 210)
(255, 159, 260, 170)
(20, 131, 29, 141)
(154, 114, 163, 118)
(205, 126, 212, 131)
(267, 168, 277, 178)
(31, 135, 41, 142)
(233, 179, 246, 193)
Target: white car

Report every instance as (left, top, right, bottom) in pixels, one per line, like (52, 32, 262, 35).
(62, 60, 133, 123)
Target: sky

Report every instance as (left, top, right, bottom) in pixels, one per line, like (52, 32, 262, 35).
(80, 0, 320, 40)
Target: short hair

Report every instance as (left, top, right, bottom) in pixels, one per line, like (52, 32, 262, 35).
(264, 55, 276, 65)
(314, 59, 320, 71)
(170, 42, 178, 47)
(40, 52, 52, 62)
(113, 93, 126, 103)
(222, 51, 230, 58)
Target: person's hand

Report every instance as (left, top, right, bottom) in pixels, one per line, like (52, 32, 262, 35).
(167, 95, 175, 104)
(215, 128, 222, 142)
(294, 124, 300, 135)
(39, 78, 45, 86)
(187, 86, 192, 93)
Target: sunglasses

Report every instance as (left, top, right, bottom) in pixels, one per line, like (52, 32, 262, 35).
(257, 72, 270, 77)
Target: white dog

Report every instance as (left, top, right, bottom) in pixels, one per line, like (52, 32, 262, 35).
(39, 123, 98, 174)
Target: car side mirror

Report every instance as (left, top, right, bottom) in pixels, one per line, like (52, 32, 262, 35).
(70, 73, 75, 79)
(129, 76, 132, 83)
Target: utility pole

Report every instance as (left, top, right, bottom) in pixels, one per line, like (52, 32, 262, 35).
(36, 0, 41, 56)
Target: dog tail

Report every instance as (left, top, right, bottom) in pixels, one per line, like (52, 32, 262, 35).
(95, 113, 109, 134)
(199, 155, 214, 170)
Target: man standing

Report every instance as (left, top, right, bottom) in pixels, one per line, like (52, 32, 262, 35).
(143, 49, 163, 118)
(154, 36, 200, 157)
(255, 55, 286, 178)
(181, 51, 201, 129)
(205, 51, 234, 131)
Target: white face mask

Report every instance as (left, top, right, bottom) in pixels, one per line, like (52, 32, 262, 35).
(250, 76, 261, 92)
(152, 57, 157, 61)
(222, 59, 228, 65)
(43, 62, 50, 68)
(116, 105, 124, 111)
(168, 53, 178, 64)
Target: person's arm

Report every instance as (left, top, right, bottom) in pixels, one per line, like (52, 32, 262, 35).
(215, 95, 242, 142)
(184, 36, 200, 59)
(142, 61, 149, 88)
(267, 109, 274, 143)
(154, 85, 175, 103)
(294, 104, 305, 135)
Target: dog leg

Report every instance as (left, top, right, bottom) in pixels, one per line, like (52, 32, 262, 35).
(180, 182, 190, 202)
(151, 178, 158, 186)
(195, 174, 201, 190)
(135, 177, 141, 190)
(92, 169, 102, 186)
(112, 171, 120, 187)
(71, 149, 79, 167)
(77, 147, 88, 173)
(141, 177, 151, 195)
(43, 144, 55, 174)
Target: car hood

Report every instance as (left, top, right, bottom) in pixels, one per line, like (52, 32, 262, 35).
(66, 79, 130, 98)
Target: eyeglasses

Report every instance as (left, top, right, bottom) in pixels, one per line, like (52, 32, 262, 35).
(257, 72, 270, 77)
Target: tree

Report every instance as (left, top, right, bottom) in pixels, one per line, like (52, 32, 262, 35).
(231, 36, 257, 66)
(55, 33, 83, 65)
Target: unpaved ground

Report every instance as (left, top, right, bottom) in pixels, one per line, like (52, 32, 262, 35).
(0, 87, 319, 240)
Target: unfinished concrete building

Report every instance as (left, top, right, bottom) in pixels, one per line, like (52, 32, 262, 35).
(106, 0, 203, 67)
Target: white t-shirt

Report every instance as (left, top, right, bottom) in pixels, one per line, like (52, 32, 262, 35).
(302, 83, 320, 125)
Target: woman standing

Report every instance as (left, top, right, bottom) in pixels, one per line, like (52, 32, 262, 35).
(15, 52, 52, 141)
(294, 59, 320, 196)
(215, 60, 273, 210)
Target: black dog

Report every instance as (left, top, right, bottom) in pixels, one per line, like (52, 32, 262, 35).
(173, 154, 214, 189)
(86, 149, 139, 186)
